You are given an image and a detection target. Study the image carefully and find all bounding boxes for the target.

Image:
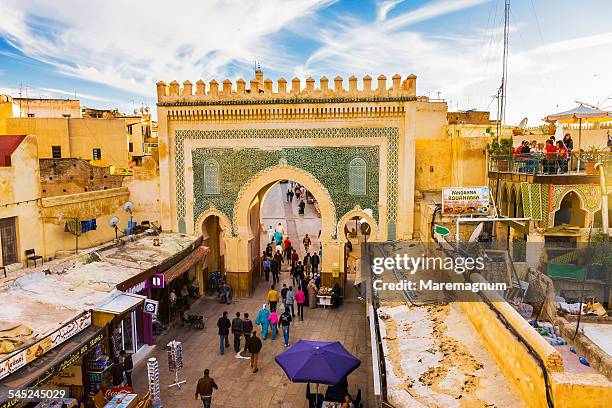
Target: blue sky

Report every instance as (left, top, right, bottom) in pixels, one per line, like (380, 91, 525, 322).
(1, 0, 611, 124)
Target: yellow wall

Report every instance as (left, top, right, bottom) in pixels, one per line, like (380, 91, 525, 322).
(12, 98, 81, 118)
(550, 372, 612, 408)
(0, 135, 44, 264)
(2, 117, 128, 168)
(122, 157, 161, 226)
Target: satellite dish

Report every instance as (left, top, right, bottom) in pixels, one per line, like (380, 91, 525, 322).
(109, 216, 120, 227)
(468, 222, 484, 243)
(518, 117, 528, 129)
(144, 107, 150, 113)
(133, 109, 139, 115)
(124, 201, 133, 212)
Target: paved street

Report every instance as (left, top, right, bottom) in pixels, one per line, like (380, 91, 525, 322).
(132, 182, 374, 407)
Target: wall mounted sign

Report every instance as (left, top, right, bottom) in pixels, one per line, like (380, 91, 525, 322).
(442, 187, 490, 216)
(0, 312, 92, 381)
(143, 299, 159, 316)
(151, 274, 165, 289)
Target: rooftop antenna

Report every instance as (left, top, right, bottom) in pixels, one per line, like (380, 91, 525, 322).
(496, 0, 510, 139)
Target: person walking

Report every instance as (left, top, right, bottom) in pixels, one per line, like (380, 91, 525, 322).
(247, 331, 262, 373)
(267, 285, 279, 312)
(275, 222, 285, 235)
(289, 188, 294, 202)
(291, 249, 299, 267)
(281, 283, 289, 308)
(262, 256, 271, 282)
(274, 230, 283, 246)
(216, 311, 231, 354)
(286, 188, 292, 202)
(280, 307, 293, 347)
(298, 200, 306, 215)
(266, 225, 275, 244)
(242, 312, 253, 352)
(231, 312, 243, 353)
(311, 252, 320, 275)
(286, 286, 296, 317)
(269, 308, 279, 340)
(295, 285, 306, 321)
(303, 252, 312, 276)
(255, 304, 271, 339)
(271, 256, 280, 284)
(195, 369, 218, 408)
(302, 234, 311, 253)
(120, 350, 133, 387)
(283, 237, 292, 262)
(308, 279, 318, 309)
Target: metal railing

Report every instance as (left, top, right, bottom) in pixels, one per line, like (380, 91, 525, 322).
(489, 151, 611, 175)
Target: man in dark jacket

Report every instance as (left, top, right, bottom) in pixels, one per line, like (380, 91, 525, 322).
(231, 312, 243, 353)
(247, 331, 263, 373)
(242, 312, 253, 353)
(311, 252, 320, 275)
(110, 357, 124, 386)
(195, 369, 218, 408)
(217, 311, 231, 355)
(120, 350, 133, 387)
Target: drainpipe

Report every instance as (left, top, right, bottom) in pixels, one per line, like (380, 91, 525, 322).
(595, 162, 608, 236)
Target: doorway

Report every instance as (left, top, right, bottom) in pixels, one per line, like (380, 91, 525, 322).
(0, 217, 18, 265)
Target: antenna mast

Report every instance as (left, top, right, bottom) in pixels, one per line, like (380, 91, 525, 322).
(497, 0, 510, 138)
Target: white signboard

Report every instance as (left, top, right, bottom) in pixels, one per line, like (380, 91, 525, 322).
(442, 187, 490, 216)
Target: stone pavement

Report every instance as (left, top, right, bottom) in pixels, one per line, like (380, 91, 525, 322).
(132, 183, 374, 408)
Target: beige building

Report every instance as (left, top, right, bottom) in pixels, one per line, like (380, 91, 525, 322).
(12, 97, 81, 118)
(155, 70, 489, 296)
(0, 96, 129, 169)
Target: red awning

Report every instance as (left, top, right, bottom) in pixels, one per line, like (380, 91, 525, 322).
(163, 246, 209, 283)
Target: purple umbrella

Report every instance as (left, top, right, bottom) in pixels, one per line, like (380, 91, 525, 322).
(275, 340, 361, 385)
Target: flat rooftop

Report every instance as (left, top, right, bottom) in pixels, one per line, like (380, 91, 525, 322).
(0, 232, 200, 358)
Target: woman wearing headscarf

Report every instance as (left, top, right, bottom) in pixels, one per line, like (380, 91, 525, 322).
(307, 280, 318, 309)
(331, 282, 342, 308)
(255, 304, 271, 339)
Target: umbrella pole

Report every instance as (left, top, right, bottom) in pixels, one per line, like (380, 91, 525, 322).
(577, 118, 582, 172)
(316, 383, 319, 406)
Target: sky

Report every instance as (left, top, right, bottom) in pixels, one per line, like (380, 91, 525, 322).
(1, 0, 611, 125)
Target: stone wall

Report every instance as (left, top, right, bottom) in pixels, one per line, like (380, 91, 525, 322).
(39, 158, 124, 197)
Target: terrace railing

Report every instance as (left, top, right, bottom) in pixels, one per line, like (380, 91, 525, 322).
(488, 151, 611, 176)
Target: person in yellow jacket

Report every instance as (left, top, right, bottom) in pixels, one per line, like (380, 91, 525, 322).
(267, 285, 279, 312)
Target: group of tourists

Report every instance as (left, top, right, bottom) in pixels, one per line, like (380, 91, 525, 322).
(286, 182, 308, 214)
(513, 133, 574, 174)
(216, 310, 263, 371)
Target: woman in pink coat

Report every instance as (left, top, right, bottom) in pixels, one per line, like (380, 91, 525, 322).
(268, 309, 279, 340)
(295, 286, 306, 321)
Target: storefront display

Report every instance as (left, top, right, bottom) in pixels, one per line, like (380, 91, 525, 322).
(146, 358, 161, 408)
(166, 341, 185, 389)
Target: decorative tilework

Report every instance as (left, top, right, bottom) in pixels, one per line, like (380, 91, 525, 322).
(550, 185, 601, 214)
(174, 127, 399, 237)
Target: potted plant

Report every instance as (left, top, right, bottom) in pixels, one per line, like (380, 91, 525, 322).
(488, 137, 514, 171)
(584, 146, 600, 174)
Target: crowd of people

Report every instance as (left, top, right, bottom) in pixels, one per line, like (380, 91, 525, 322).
(512, 133, 573, 174)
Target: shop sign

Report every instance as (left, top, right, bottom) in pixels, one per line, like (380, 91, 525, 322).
(143, 299, 159, 316)
(0, 312, 92, 381)
(442, 187, 490, 216)
(101, 386, 134, 400)
(0, 331, 104, 408)
(126, 280, 148, 294)
(151, 274, 165, 288)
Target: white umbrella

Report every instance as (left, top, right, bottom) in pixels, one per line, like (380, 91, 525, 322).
(544, 104, 612, 152)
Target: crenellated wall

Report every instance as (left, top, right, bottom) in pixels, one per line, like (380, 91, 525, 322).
(156, 73, 417, 104)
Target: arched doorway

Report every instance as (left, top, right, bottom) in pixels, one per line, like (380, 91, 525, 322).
(196, 210, 230, 294)
(232, 165, 342, 296)
(554, 191, 587, 228)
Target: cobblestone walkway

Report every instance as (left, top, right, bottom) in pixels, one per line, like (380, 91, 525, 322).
(132, 183, 374, 407)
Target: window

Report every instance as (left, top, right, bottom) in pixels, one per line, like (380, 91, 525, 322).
(52, 146, 62, 159)
(203, 159, 220, 195)
(92, 148, 102, 160)
(127, 125, 133, 135)
(62, 114, 71, 118)
(128, 142, 134, 153)
(27, 113, 35, 118)
(348, 157, 367, 196)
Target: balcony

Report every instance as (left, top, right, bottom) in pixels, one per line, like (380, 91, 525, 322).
(488, 152, 610, 184)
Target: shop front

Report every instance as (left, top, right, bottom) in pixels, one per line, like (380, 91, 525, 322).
(0, 324, 105, 408)
(93, 293, 147, 361)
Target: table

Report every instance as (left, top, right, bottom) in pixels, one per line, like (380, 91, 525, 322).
(321, 402, 341, 408)
(104, 392, 138, 408)
(317, 295, 332, 308)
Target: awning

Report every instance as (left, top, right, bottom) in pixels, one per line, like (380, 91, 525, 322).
(163, 246, 208, 284)
(0, 325, 104, 407)
(94, 292, 145, 315)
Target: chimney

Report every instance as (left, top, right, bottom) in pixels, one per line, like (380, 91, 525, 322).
(236, 79, 246, 95)
(406, 74, 417, 97)
(169, 80, 180, 96)
(348, 75, 357, 93)
(264, 78, 273, 94)
(222, 79, 232, 95)
(196, 80, 206, 96)
(334, 76, 343, 94)
(156, 81, 167, 99)
(250, 78, 260, 94)
(209, 79, 219, 95)
(392, 74, 401, 92)
(305, 77, 315, 93)
(320, 76, 329, 93)
(363, 75, 372, 92)
(182, 80, 192, 96)
(291, 77, 300, 95)
(278, 78, 287, 95)
(377, 75, 387, 94)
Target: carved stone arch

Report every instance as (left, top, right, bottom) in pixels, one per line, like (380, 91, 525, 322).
(500, 184, 509, 216)
(550, 188, 590, 227)
(233, 164, 337, 239)
(195, 207, 232, 235)
(337, 206, 379, 241)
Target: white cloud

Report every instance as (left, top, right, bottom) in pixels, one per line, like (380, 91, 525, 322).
(0, 0, 334, 96)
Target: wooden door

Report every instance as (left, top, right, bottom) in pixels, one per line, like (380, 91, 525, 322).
(0, 217, 18, 265)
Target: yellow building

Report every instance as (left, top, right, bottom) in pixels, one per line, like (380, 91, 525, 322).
(12, 97, 81, 118)
(0, 96, 128, 169)
(155, 71, 490, 296)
